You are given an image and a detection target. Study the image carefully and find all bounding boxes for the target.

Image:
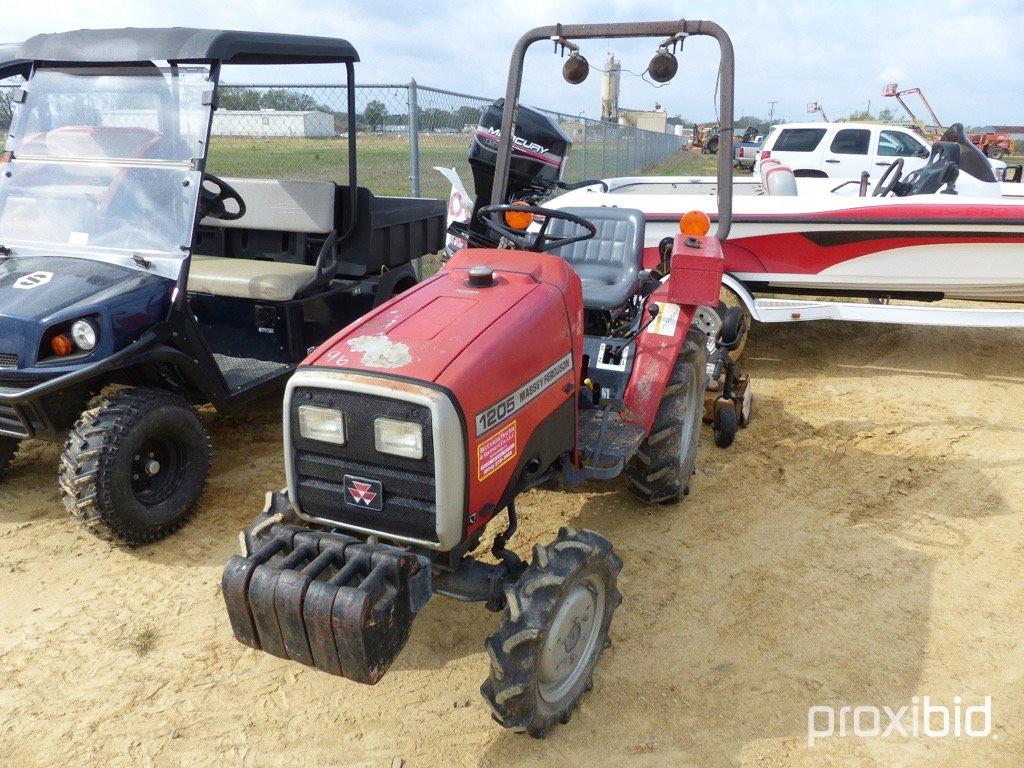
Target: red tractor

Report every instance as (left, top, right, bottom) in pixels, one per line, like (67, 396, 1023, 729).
(222, 19, 743, 737)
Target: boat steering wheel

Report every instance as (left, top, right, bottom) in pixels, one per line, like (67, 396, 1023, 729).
(199, 173, 247, 221)
(873, 158, 905, 197)
(477, 204, 597, 253)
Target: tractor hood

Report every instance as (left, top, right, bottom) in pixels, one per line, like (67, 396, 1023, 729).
(305, 249, 583, 384)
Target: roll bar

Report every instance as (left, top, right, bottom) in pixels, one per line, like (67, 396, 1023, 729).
(491, 20, 735, 240)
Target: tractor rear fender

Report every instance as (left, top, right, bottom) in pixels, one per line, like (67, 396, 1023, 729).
(623, 234, 724, 433)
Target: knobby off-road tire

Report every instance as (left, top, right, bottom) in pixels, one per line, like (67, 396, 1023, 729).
(482, 527, 623, 738)
(59, 387, 211, 546)
(626, 330, 708, 504)
(0, 437, 18, 479)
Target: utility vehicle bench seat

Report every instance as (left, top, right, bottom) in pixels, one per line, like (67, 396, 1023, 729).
(188, 255, 316, 301)
(199, 177, 336, 234)
(191, 178, 334, 300)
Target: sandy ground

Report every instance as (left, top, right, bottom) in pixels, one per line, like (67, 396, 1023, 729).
(1, 320, 1022, 768)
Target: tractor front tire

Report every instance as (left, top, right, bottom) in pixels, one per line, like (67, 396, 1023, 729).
(59, 387, 211, 546)
(0, 437, 19, 479)
(482, 527, 622, 738)
(625, 330, 707, 504)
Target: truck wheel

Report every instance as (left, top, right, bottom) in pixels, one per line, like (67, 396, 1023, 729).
(713, 403, 738, 448)
(59, 387, 211, 546)
(625, 330, 707, 504)
(0, 437, 18, 479)
(482, 527, 622, 738)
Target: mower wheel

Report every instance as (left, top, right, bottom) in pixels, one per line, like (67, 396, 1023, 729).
(625, 330, 707, 504)
(718, 287, 752, 359)
(482, 527, 622, 738)
(713, 403, 738, 448)
(0, 437, 18, 479)
(59, 387, 211, 546)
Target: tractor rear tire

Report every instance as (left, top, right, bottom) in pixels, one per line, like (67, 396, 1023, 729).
(989, 146, 1005, 160)
(625, 330, 707, 504)
(0, 437, 18, 479)
(482, 527, 622, 738)
(59, 387, 211, 546)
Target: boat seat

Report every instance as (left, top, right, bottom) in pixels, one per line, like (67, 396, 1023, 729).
(760, 159, 798, 196)
(187, 255, 316, 302)
(546, 207, 645, 311)
(199, 178, 335, 234)
(941, 123, 998, 183)
(896, 142, 960, 196)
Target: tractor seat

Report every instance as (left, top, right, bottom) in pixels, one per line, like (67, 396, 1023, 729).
(187, 255, 316, 302)
(546, 206, 645, 310)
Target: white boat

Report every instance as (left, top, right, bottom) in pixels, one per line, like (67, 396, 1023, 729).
(547, 129, 1024, 325)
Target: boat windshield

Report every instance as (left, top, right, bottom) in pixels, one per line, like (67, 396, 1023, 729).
(0, 66, 212, 268)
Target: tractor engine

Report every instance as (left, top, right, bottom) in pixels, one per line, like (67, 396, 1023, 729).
(283, 247, 583, 551)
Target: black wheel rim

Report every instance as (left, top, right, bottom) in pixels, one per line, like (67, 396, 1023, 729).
(129, 435, 187, 507)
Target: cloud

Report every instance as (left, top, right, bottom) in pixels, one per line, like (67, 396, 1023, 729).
(4, 0, 1022, 124)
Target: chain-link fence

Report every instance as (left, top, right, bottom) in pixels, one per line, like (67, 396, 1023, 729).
(1, 79, 685, 199)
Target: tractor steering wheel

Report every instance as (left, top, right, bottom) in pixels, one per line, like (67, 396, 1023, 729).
(199, 173, 247, 221)
(872, 158, 905, 197)
(477, 204, 597, 253)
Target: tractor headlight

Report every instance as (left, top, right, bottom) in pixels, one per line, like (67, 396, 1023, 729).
(298, 405, 346, 445)
(70, 319, 98, 351)
(374, 417, 423, 460)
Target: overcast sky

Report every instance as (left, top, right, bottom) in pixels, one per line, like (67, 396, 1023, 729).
(5, 0, 1022, 125)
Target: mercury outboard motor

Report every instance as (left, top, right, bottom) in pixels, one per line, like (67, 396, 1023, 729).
(462, 99, 572, 243)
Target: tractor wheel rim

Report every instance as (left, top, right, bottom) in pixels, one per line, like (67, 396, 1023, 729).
(538, 575, 606, 703)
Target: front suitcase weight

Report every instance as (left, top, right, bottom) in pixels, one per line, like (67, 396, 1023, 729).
(328, 550, 420, 684)
(222, 526, 425, 684)
(222, 529, 298, 650)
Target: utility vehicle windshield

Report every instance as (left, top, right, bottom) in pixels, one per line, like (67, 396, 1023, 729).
(0, 65, 212, 264)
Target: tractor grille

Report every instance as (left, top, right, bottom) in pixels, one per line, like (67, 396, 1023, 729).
(290, 387, 438, 543)
(0, 354, 18, 369)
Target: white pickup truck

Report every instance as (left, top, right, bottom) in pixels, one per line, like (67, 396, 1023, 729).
(753, 121, 1007, 180)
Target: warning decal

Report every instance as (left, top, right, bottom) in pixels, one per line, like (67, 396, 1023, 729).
(649, 302, 681, 336)
(477, 421, 517, 481)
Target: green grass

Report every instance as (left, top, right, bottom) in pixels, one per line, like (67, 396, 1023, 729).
(207, 134, 474, 199)
(205, 134, 721, 200)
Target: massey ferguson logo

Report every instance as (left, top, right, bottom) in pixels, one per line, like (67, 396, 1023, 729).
(13, 271, 54, 290)
(344, 475, 383, 511)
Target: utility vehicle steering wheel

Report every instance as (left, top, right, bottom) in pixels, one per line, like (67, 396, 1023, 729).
(872, 158, 904, 198)
(476, 204, 597, 253)
(199, 173, 247, 221)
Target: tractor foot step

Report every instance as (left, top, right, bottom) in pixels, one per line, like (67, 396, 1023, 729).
(223, 510, 431, 685)
(577, 409, 647, 479)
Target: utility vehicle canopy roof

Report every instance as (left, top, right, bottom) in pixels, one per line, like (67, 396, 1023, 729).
(11, 28, 359, 65)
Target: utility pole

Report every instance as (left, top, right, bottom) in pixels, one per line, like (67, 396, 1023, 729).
(767, 100, 778, 122)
